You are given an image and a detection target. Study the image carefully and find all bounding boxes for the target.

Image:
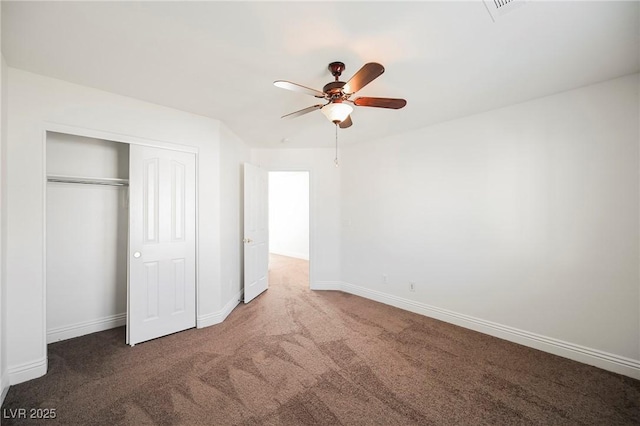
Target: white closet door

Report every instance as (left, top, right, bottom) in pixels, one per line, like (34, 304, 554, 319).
(128, 145, 196, 345)
(243, 163, 269, 303)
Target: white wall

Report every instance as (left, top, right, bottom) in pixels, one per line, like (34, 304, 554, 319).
(218, 123, 250, 321)
(269, 171, 309, 260)
(46, 133, 128, 342)
(4, 68, 244, 384)
(47, 133, 129, 178)
(251, 149, 340, 288)
(340, 73, 640, 377)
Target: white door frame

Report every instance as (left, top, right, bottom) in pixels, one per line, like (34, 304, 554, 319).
(265, 168, 314, 288)
(41, 122, 199, 357)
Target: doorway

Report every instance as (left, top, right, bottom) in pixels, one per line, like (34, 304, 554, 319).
(268, 171, 310, 289)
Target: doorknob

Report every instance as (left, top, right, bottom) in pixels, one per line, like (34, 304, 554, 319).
(133, 251, 141, 258)
(243, 238, 253, 244)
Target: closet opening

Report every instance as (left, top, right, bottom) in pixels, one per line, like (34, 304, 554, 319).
(46, 132, 130, 344)
(268, 171, 310, 290)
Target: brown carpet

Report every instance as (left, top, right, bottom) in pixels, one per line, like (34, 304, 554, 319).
(2, 254, 639, 425)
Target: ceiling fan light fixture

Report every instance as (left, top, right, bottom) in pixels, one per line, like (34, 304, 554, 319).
(321, 102, 353, 124)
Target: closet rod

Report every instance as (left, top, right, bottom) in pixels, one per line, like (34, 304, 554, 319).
(47, 175, 129, 187)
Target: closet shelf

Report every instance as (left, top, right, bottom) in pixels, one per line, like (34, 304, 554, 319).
(47, 174, 129, 187)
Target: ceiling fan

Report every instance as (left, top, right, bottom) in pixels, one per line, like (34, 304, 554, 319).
(274, 61, 407, 129)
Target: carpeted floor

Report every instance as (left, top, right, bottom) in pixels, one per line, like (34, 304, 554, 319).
(2, 254, 639, 425)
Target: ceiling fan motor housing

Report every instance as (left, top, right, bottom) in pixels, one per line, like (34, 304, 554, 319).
(323, 81, 347, 99)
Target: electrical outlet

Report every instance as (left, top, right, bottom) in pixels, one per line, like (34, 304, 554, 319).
(382, 274, 388, 284)
(409, 281, 416, 292)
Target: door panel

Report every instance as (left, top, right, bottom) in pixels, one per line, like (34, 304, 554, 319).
(244, 163, 269, 303)
(173, 258, 186, 313)
(129, 145, 196, 345)
(143, 158, 159, 243)
(172, 161, 186, 241)
(144, 261, 160, 320)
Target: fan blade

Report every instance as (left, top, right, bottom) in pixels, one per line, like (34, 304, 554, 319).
(343, 63, 385, 94)
(281, 104, 324, 119)
(339, 115, 353, 129)
(353, 97, 407, 109)
(274, 80, 325, 98)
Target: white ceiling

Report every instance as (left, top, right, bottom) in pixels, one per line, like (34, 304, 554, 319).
(2, 1, 638, 149)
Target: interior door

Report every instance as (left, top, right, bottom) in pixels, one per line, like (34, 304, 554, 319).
(243, 163, 269, 303)
(128, 145, 196, 345)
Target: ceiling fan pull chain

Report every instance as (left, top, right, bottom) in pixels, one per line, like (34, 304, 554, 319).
(334, 124, 339, 167)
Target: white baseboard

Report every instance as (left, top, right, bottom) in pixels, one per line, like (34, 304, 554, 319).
(8, 357, 47, 385)
(339, 281, 640, 380)
(311, 281, 342, 291)
(197, 290, 242, 328)
(269, 250, 309, 261)
(47, 313, 126, 344)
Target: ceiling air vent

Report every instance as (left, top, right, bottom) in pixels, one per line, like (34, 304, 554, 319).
(483, 0, 526, 22)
